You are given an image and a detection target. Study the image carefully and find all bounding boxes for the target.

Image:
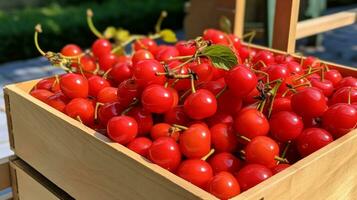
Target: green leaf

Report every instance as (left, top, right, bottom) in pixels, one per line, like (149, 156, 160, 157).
(160, 29, 177, 43)
(201, 45, 237, 70)
(219, 16, 232, 34)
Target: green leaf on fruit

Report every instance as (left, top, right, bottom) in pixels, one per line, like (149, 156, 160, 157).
(160, 29, 177, 43)
(201, 45, 237, 70)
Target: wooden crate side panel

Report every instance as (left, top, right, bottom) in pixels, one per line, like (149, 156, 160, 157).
(233, 129, 357, 200)
(4, 85, 215, 200)
(0, 157, 10, 191)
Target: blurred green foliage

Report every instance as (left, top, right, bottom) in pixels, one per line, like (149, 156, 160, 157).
(0, 0, 185, 63)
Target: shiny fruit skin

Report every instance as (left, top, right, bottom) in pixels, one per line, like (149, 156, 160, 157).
(98, 102, 123, 126)
(132, 49, 154, 65)
(30, 89, 54, 102)
(183, 89, 217, 120)
(177, 159, 213, 188)
(92, 39, 112, 58)
(127, 107, 153, 136)
(60, 73, 88, 99)
(141, 84, 174, 114)
(324, 69, 342, 87)
(88, 75, 110, 98)
(127, 137, 152, 156)
(269, 111, 304, 142)
(107, 116, 138, 145)
(110, 62, 132, 83)
(97, 87, 118, 103)
(236, 164, 272, 192)
(330, 86, 357, 105)
(179, 124, 211, 159)
(296, 128, 333, 157)
(65, 98, 94, 125)
(245, 136, 280, 167)
(210, 123, 238, 152)
(225, 65, 257, 97)
(150, 123, 179, 141)
(208, 152, 240, 174)
(148, 137, 181, 172)
(208, 172, 240, 200)
(291, 87, 328, 118)
(133, 59, 166, 88)
(46, 92, 69, 112)
(234, 109, 269, 139)
(271, 164, 290, 175)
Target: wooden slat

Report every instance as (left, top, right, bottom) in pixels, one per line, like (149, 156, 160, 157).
(272, 0, 300, 53)
(4, 83, 216, 200)
(296, 9, 357, 39)
(233, 0, 246, 37)
(0, 157, 10, 191)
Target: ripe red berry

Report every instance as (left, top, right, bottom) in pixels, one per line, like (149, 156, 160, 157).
(177, 159, 213, 188)
(179, 124, 211, 159)
(164, 106, 190, 125)
(98, 102, 123, 126)
(46, 92, 69, 112)
(60, 73, 88, 99)
(271, 164, 290, 175)
(175, 40, 196, 56)
(148, 137, 181, 172)
(61, 44, 82, 57)
(92, 39, 112, 58)
(225, 65, 257, 97)
(97, 87, 118, 103)
(210, 123, 238, 152)
(117, 79, 141, 107)
(324, 69, 342, 87)
(183, 89, 217, 120)
(107, 116, 138, 144)
(30, 89, 54, 102)
(110, 62, 132, 84)
(65, 98, 94, 125)
(203, 29, 229, 45)
(88, 75, 110, 98)
(234, 108, 269, 139)
(208, 172, 240, 199)
(269, 111, 304, 142)
(133, 59, 166, 88)
(127, 106, 153, 136)
(155, 46, 179, 61)
(330, 86, 357, 105)
(98, 53, 118, 71)
(208, 152, 241, 174)
(291, 87, 328, 118)
(150, 123, 179, 141)
(296, 128, 333, 157)
(245, 136, 280, 167)
(141, 84, 174, 114)
(132, 49, 154, 65)
(133, 38, 158, 53)
(235, 164, 272, 192)
(127, 137, 152, 156)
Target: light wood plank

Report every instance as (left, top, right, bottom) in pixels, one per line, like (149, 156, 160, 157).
(272, 0, 300, 53)
(233, 0, 246, 37)
(4, 83, 216, 200)
(296, 9, 357, 39)
(0, 157, 10, 191)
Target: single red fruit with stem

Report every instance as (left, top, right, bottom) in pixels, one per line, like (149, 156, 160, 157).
(61, 44, 82, 57)
(203, 29, 229, 45)
(133, 59, 166, 88)
(225, 65, 257, 97)
(98, 53, 118, 71)
(177, 159, 213, 188)
(107, 115, 138, 145)
(189, 62, 213, 83)
(245, 136, 280, 167)
(133, 38, 158, 53)
(164, 106, 190, 125)
(97, 87, 118, 103)
(330, 86, 357, 105)
(208, 171, 240, 199)
(271, 97, 292, 114)
(127, 106, 153, 136)
(65, 98, 94, 125)
(324, 69, 342, 87)
(210, 123, 239, 153)
(208, 152, 241, 174)
(184, 89, 217, 120)
(302, 56, 319, 69)
(92, 38, 112, 58)
(30, 89, 54, 102)
(252, 50, 275, 69)
(269, 111, 304, 142)
(141, 84, 174, 114)
(291, 87, 328, 118)
(127, 137, 152, 157)
(132, 49, 154, 65)
(337, 76, 357, 89)
(322, 103, 357, 138)
(110, 62, 132, 84)
(235, 164, 272, 192)
(286, 61, 303, 75)
(60, 73, 89, 99)
(234, 108, 269, 139)
(88, 75, 110, 98)
(310, 78, 334, 97)
(79, 55, 97, 72)
(175, 40, 196, 56)
(98, 102, 123, 126)
(148, 137, 181, 172)
(296, 128, 333, 157)
(117, 79, 141, 107)
(155, 46, 179, 61)
(46, 92, 69, 112)
(265, 64, 290, 81)
(150, 123, 179, 141)
(179, 124, 211, 159)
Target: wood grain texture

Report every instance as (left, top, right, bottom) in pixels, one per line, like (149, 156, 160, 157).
(4, 83, 216, 200)
(0, 157, 10, 191)
(233, 0, 245, 37)
(272, 0, 300, 53)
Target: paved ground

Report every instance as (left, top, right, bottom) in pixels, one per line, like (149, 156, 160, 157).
(0, 8, 356, 158)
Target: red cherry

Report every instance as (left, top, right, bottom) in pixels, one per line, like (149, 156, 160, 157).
(229, 34, 242, 50)
(265, 64, 290, 81)
(46, 92, 69, 112)
(208, 152, 240, 174)
(61, 44, 82, 57)
(271, 97, 292, 114)
(296, 128, 333, 157)
(324, 69, 342, 87)
(236, 164, 272, 192)
(302, 56, 319, 69)
(117, 79, 141, 107)
(97, 87, 118, 103)
(291, 87, 328, 118)
(175, 40, 196, 56)
(322, 103, 357, 138)
(60, 73, 88, 99)
(245, 136, 280, 167)
(132, 49, 154, 65)
(30, 89, 54, 102)
(65, 98, 94, 125)
(164, 106, 190, 125)
(155, 46, 179, 61)
(133, 59, 166, 88)
(210, 123, 238, 152)
(234, 108, 269, 139)
(203, 29, 229, 45)
(79, 55, 96, 72)
(243, 87, 260, 104)
(88, 75, 110, 97)
(179, 124, 211, 159)
(184, 89, 217, 120)
(252, 50, 275, 69)
(141, 84, 174, 114)
(189, 62, 213, 83)
(177, 159, 213, 188)
(271, 164, 290, 174)
(337, 76, 357, 89)
(150, 123, 179, 141)
(110, 62, 132, 84)
(225, 65, 257, 97)
(92, 39, 112, 58)
(270, 111, 304, 142)
(206, 113, 233, 127)
(127, 137, 152, 157)
(238, 46, 256, 61)
(148, 137, 181, 172)
(98, 53, 118, 71)
(199, 80, 225, 96)
(217, 90, 243, 116)
(310, 78, 334, 97)
(107, 115, 138, 144)
(208, 172, 240, 199)
(168, 63, 191, 92)
(98, 102, 123, 125)
(127, 106, 153, 136)
(133, 38, 158, 53)
(330, 86, 357, 105)
(35, 78, 56, 91)
(286, 61, 303, 75)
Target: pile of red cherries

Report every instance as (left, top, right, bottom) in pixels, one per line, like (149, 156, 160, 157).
(30, 28, 357, 199)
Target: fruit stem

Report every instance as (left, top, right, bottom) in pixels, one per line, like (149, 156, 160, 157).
(169, 55, 194, 61)
(155, 10, 167, 33)
(274, 156, 289, 164)
(94, 102, 104, 121)
(172, 124, 188, 131)
(277, 141, 291, 164)
(121, 99, 139, 115)
(238, 135, 251, 142)
(348, 87, 352, 105)
(76, 116, 83, 124)
(294, 69, 320, 82)
(171, 58, 194, 71)
(252, 68, 270, 83)
(215, 86, 227, 99)
(34, 24, 46, 56)
(102, 68, 112, 79)
(190, 72, 196, 93)
(201, 149, 215, 161)
(267, 79, 283, 118)
(86, 9, 104, 38)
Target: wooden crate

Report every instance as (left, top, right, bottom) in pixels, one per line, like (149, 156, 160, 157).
(3, 43, 357, 200)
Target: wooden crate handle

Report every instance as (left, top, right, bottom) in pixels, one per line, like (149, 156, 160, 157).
(233, 0, 246, 38)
